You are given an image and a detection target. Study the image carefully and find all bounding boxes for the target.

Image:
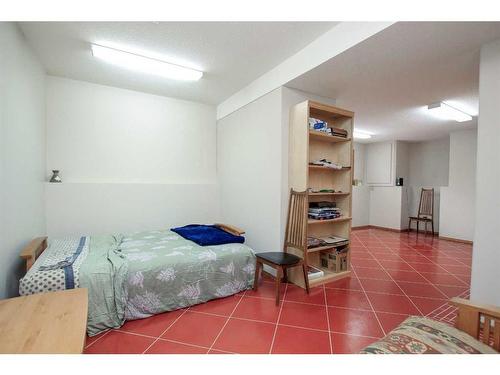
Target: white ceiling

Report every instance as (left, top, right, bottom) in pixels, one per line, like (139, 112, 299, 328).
(287, 22, 500, 142)
(19, 22, 336, 104)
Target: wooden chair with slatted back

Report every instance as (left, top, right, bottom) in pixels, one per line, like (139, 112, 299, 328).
(408, 188, 435, 235)
(253, 189, 310, 305)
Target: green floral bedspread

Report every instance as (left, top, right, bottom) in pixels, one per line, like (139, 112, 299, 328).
(81, 229, 256, 336)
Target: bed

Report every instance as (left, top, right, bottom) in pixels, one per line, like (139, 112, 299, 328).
(19, 224, 256, 336)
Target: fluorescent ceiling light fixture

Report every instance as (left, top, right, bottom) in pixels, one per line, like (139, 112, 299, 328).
(353, 130, 372, 139)
(427, 102, 472, 123)
(91, 44, 203, 81)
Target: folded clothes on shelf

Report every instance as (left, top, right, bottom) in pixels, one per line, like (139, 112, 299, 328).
(308, 201, 341, 220)
(308, 117, 329, 132)
(308, 118, 348, 138)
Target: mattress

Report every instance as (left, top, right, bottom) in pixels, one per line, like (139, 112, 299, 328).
(19, 229, 256, 336)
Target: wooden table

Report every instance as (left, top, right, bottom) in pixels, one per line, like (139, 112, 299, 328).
(0, 288, 88, 353)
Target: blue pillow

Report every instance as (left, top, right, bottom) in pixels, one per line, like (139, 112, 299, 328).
(171, 224, 245, 246)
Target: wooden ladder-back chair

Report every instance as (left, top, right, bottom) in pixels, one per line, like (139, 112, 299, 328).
(253, 189, 309, 305)
(408, 188, 435, 235)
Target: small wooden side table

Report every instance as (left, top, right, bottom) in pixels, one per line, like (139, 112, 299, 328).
(0, 288, 88, 353)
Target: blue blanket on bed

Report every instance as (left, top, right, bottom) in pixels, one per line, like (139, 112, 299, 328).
(171, 224, 245, 246)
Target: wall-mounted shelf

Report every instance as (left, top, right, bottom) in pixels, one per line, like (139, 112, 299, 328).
(287, 100, 354, 289)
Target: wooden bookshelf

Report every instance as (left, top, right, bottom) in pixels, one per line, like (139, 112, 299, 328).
(287, 100, 354, 289)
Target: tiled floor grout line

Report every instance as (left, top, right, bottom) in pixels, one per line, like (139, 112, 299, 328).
(245, 282, 460, 303)
(426, 289, 469, 318)
(366, 233, 455, 300)
(156, 337, 235, 354)
(353, 233, 425, 316)
(187, 296, 422, 318)
(114, 314, 382, 343)
(323, 283, 333, 354)
(186, 301, 412, 328)
(427, 303, 455, 319)
(351, 258, 469, 285)
(349, 265, 387, 336)
(410, 243, 472, 282)
(355, 273, 468, 288)
(439, 307, 460, 322)
(268, 282, 288, 354)
(105, 329, 237, 354)
(207, 290, 246, 353)
(353, 229, 472, 306)
(84, 329, 111, 349)
(430, 290, 470, 323)
(141, 308, 189, 354)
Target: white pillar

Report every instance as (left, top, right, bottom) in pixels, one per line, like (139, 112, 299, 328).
(470, 39, 500, 305)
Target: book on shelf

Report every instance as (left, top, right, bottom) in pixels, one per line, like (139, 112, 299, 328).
(307, 236, 349, 249)
(319, 235, 349, 246)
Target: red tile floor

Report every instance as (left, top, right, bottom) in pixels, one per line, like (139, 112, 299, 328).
(84, 228, 472, 354)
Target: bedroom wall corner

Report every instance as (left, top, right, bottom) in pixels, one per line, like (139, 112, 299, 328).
(0, 23, 47, 298)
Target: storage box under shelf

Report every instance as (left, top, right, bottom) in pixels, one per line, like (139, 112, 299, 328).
(320, 250, 349, 273)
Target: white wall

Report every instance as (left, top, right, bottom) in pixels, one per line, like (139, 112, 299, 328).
(47, 77, 215, 184)
(0, 23, 46, 298)
(395, 141, 410, 230)
(217, 86, 336, 252)
(46, 183, 217, 238)
(369, 187, 406, 230)
(366, 141, 396, 186)
(217, 89, 283, 253)
(352, 142, 370, 227)
(45, 76, 218, 237)
(407, 137, 450, 233)
(357, 138, 451, 233)
(439, 129, 477, 241)
(471, 39, 500, 306)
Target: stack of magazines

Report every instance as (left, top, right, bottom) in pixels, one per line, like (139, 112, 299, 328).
(308, 201, 341, 220)
(307, 235, 349, 249)
(309, 159, 344, 170)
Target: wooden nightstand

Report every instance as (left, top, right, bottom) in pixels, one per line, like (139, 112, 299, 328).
(0, 288, 88, 353)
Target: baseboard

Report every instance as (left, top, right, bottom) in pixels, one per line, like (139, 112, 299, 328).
(369, 225, 407, 233)
(407, 228, 439, 236)
(352, 225, 406, 233)
(352, 225, 371, 231)
(438, 235, 473, 245)
(352, 225, 441, 235)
